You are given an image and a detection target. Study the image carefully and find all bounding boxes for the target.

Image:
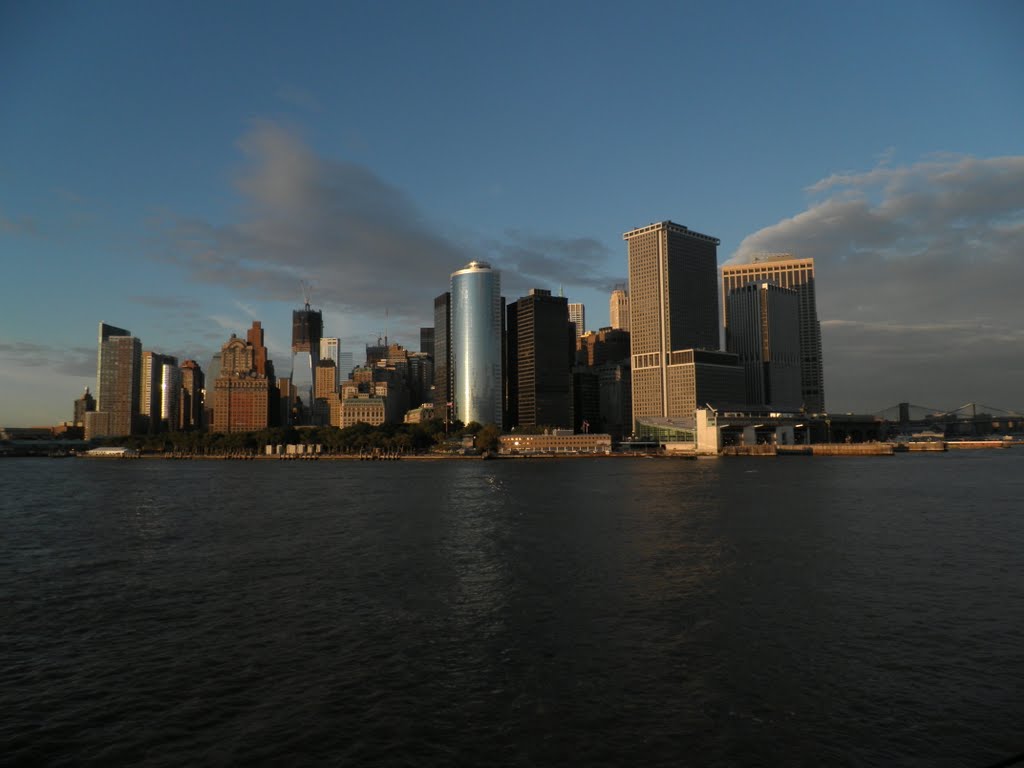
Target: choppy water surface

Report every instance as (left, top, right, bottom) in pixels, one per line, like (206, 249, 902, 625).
(2, 453, 1023, 766)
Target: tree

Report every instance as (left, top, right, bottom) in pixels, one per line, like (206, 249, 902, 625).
(475, 423, 502, 453)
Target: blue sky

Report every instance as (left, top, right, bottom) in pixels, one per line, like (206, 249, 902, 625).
(2, 1, 1022, 425)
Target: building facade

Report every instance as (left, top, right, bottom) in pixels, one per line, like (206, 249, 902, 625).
(319, 337, 340, 389)
(451, 261, 503, 426)
(568, 302, 585, 341)
(178, 360, 204, 430)
(93, 322, 142, 438)
(609, 288, 630, 332)
(624, 221, 722, 430)
(432, 292, 451, 417)
(725, 282, 801, 411)
(721, 254, 825, 412)
(506, 289, 574, 430)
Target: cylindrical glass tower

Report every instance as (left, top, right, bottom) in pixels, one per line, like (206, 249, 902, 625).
(451, 261, 502, 427)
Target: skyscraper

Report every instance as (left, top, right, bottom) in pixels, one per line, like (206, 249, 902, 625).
(178, 360, 204, 430)
(291, 302, 323, 423)
(213, 332, 271, 433)
(568, 302, 585, 342)
(609, 288, 629, 332)
(319, 337, 340, 389)
(139, 351, 177, 432)
(92, 322, 142, 438)
(432, 292, 452, 417)
(160, 362, 182, 431)
(624, 221, 741, 431)
(721, 254, 825, 412)
(506, 289, 574, 430)
(451, 261, 503, 426)
(725, 282, 801, 411)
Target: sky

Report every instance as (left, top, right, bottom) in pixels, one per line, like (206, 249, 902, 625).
(1, 1, 1022, 426)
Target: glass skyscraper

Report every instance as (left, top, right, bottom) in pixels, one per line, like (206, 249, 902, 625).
(451, 261, 502, 427)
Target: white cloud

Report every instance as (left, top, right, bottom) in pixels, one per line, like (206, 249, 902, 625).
(730, 155, 1024, 412)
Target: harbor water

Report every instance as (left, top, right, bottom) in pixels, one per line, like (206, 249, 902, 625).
(2, 453, 1023, 766)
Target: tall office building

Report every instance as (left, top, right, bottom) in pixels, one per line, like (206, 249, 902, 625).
(320, 337, 340, 389)
(139, 351, 177, 432)
(568, 302, 585, 341)
(609, 289, 629, 332)
(451, 261, 503, 426)
(338, 351, 354, 381)
(419, 327, 435, 357)
(92, 322, 142, 438)
(161, 363, 182, 431)
(73, 387, 95, 427)
(178, 359, 204, 430)
(432, 292, 452, 417)
(506, 289, 574, 430)
(291, 302, 323, 423)
(624, 221, 740, 431)
(721, 254, 825, 412)
(725, 282, 801, 411)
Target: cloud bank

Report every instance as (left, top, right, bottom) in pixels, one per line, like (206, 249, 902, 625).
(158, 122, 620, 332)
(729, 155, 1024, 412)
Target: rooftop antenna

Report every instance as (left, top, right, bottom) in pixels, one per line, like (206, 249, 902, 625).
(301, 280, 313, 311)
(384, 308, 389, 347)
(559, 284, 564, 298)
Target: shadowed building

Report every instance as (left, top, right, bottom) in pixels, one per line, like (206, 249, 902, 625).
(726, 282, 801, 411)
(506, 289, 574, 430)
(73, 387, 95, 427)
(432, 292, 452, 419)
(178, 360, 204, 430)
(139, 351, 177, 433)
(624, 221, 729, 431)
(722, 255, 825, 413)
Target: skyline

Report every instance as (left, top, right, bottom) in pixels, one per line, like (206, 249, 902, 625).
(2, 2, 1023, 426)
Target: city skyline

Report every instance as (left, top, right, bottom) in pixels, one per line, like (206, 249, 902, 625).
(2, 3, 1023, 426)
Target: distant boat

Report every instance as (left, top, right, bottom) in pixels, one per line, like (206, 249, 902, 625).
(82, 447, 140, 458)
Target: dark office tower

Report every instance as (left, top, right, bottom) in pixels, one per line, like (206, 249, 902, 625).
(178, 360, 204, 430)
(432, 292, 452, 417)
(93, 322, 142, 438)
(291, 302, 323, 424)
(721, 255, 825, 412)
(73, 387, 96, 427)
(624, 221, 727, 429)
(420, 327, 435, 357)
(506, 289, 574, 430)
(726, 282, 801, 411)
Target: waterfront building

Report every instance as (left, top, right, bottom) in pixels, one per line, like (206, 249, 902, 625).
(506, 289, 574, 430)
(451, 261, 503, 426)
(498, 431, 612, 455)
(340, 394, 386, 428)
(568, 302, 585, 341)
(721, 254, 825, 412)
(91, 322, 142, 439)
(432, 292, 452, 419)
(624, 221, 723, 431)
(726, 281, 801, 411)
(610, 288, 630, 332)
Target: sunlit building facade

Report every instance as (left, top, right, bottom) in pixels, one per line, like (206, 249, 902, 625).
(451, 261, 503, 426)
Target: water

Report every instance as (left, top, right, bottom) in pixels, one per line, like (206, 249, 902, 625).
(2, 453, 1023, 766)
